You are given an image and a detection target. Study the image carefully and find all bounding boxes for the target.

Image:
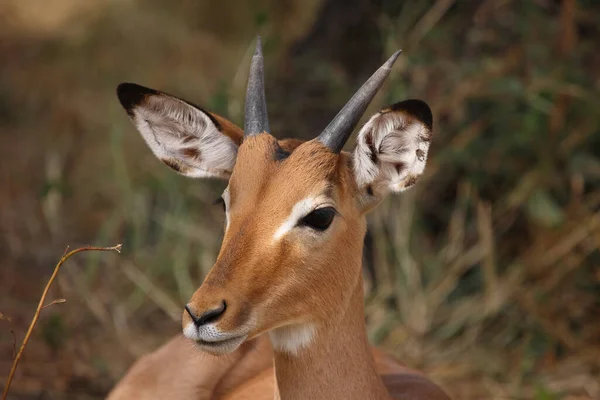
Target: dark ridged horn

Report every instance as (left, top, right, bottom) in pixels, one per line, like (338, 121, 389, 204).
(317, 50, 402, 152)
(244, 37, 270, 136)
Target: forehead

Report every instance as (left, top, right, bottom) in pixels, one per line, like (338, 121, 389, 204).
(228, 134, 341, 204)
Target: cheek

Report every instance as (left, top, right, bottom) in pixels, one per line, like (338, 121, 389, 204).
(256, 221, 361, 319)
(285, 236, 353, 305)
(256, 242, 321, 309)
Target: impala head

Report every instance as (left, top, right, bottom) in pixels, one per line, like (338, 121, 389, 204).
(117, 38, 433, 355)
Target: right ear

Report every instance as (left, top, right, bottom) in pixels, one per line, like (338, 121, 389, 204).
(116, 83, 243, 179)
(351, 99, 433, 206)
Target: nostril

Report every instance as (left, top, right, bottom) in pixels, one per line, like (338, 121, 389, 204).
(197, 300, 227, 325)
(185, 304, 200, 325)
(187, 300, 227, 327)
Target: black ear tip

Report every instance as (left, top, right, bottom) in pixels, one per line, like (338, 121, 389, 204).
(116, 83, 157, 115)
(389, 99, 433, 131)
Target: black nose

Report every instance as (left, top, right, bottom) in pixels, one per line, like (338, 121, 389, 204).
(185, 301, 227, 327)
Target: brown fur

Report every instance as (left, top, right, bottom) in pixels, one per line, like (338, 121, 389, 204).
(221, 348, 447, 400)
(182, 135, 448, 399)
(183, 147, 202, 160)
(209, 112, 244, 145)
(113, 87, 447, 399)
(109, 334, 447, 400)
(107, 335, 273, 400)
(161, 158, 185, 173)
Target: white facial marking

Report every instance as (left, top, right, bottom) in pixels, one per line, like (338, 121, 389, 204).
(273, 196, 332, 241)
(183, 320, 200, 340)
(222, 186, 231, 230)
(269, 323, 316, 355)
(183, 321, 229, 342)
(183, 320, 250, 355)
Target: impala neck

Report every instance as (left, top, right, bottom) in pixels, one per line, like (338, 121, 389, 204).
(272, 270, 390, 400)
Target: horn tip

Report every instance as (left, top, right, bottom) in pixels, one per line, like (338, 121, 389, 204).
(384, 49, 403, 69)
(254, 36, 263, 57)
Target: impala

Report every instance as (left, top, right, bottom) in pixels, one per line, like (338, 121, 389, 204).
(109, 38, 449, 399)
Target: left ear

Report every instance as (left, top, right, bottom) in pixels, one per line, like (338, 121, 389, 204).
(352, 99, 433, 201)
(116, 83, 243, 180)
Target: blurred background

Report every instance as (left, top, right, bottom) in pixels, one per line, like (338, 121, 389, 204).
(1, 0, 599, 398)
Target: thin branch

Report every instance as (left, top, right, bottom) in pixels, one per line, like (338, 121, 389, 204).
(1, 244, 122, 400)
(61, 245, 70, 258)
(41, 298, 67, 310)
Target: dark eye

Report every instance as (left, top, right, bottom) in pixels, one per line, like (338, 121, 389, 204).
(213, 197, 226, 212)
(299, 207, 336, 231)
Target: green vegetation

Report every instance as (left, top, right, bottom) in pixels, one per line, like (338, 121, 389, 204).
(0, 0, 598, 398)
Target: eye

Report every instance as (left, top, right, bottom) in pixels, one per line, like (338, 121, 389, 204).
(299, 207, 336, 231)
(213, 197, 226, 212)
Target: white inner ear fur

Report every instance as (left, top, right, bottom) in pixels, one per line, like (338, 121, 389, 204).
(353, 110, 431, 193)
(131, 95, 238, 179)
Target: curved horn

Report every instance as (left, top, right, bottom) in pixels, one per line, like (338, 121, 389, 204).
(317, 50, 402, 152)
(244, 37, 270, 136)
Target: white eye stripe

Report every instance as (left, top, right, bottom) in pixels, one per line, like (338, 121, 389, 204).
(273, 197, 315, 241)
(222, 187, 231, 230)
(272, 196, 333, 241)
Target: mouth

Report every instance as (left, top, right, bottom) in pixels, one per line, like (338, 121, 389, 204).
(193, 335, 247, 354)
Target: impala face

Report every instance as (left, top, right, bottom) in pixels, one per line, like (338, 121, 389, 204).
(184, 136, 365, 355)
(117, 39, 433, 355)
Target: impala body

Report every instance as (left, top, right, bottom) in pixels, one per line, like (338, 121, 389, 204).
(108, 38, 449, 400)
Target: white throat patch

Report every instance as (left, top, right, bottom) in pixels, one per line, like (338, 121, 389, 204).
(269, 323, 316, 355)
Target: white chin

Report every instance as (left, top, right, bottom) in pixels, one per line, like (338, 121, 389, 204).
(182, 322, 248, 354)
(194, 335, 247, 355)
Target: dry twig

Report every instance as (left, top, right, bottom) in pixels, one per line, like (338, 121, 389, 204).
(1, 244, 122, 400)
(41, 298, 67, 310)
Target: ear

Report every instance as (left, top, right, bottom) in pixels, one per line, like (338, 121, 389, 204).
(117, 83, 243, 179)
(352, 99, 433, 202)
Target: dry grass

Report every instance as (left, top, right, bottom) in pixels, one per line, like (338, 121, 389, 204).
(1, 0, 599, 399)
(2, 245, 121, 400)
